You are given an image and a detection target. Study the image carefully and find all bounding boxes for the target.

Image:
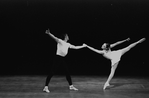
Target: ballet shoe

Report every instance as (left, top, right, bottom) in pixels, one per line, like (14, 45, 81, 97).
(43, 87, 50, 93)
(103, 82, 110, 90)
(69, 85, 78, 91)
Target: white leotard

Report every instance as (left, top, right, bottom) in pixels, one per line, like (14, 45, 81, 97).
(103, 50, 123, 65)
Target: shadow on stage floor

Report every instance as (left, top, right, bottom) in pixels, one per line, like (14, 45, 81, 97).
(0, 75, 149, 98)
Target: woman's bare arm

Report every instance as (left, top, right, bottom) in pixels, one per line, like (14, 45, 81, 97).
(86, 44, 104, 54)
(110, 38, 130, 48)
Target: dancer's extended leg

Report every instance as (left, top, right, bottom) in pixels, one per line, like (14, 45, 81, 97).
(121, 38, 145, 55)
(103, 62, 119, 90)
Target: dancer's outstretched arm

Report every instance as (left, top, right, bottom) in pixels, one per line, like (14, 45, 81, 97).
(110, 38, 130, 48)
(45, 29, 60, 43)
(70, 43, 87, 49)
(86, 44, 104, 54)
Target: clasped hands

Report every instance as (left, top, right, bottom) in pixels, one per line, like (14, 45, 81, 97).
(82, 43, 88, 48)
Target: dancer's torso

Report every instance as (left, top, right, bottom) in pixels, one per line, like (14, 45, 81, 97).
(103, 50, 122, 62)
(56, 39, 70, 57)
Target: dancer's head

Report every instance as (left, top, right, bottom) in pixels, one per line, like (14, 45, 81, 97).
(101, 43, 110, 51)
(64, 33, 69, 42)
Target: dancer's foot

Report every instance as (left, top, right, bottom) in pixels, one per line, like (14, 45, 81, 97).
(69, 85, 78, 91)
(43, 86, 50, 93)
(103, 82, 110, 90)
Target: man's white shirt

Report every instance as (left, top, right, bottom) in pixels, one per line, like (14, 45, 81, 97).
(56, 39, 73, 57)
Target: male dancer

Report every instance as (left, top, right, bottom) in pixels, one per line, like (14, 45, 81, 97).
(43, 29, 86, 93)
(85, 38, 145, 90)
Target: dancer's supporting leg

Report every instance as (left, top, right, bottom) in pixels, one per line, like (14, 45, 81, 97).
(66, 72, 78, 90)
(43, 55, 60, 93)
(43, 61, 55, 93)
(63, 58, 78, 90)
(103, 61, 119, 90)
(43, 74, 53, 93)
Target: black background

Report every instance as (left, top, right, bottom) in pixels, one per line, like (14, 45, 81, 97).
(1, 0, 148, 77)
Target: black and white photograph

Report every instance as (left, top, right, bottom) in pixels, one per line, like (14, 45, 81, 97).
(0, 0, 148, 98)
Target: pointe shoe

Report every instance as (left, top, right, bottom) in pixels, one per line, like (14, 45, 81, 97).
(103, 83, 110, 90)
(69, 85, 78, 91)
(43, 87, 50, 93)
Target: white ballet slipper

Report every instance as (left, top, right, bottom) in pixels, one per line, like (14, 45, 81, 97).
(43, 86, 50, 93)
(103, 82, 110, 90)
(69, 85, 78, 91)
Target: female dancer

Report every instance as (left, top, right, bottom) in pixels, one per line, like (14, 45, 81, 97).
(86, 38, 145, 90)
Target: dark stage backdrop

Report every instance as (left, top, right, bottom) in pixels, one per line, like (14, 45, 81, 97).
(1, 0, 148, 77)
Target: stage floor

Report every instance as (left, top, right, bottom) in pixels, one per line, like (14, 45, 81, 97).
(0, 76, 149, 98)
